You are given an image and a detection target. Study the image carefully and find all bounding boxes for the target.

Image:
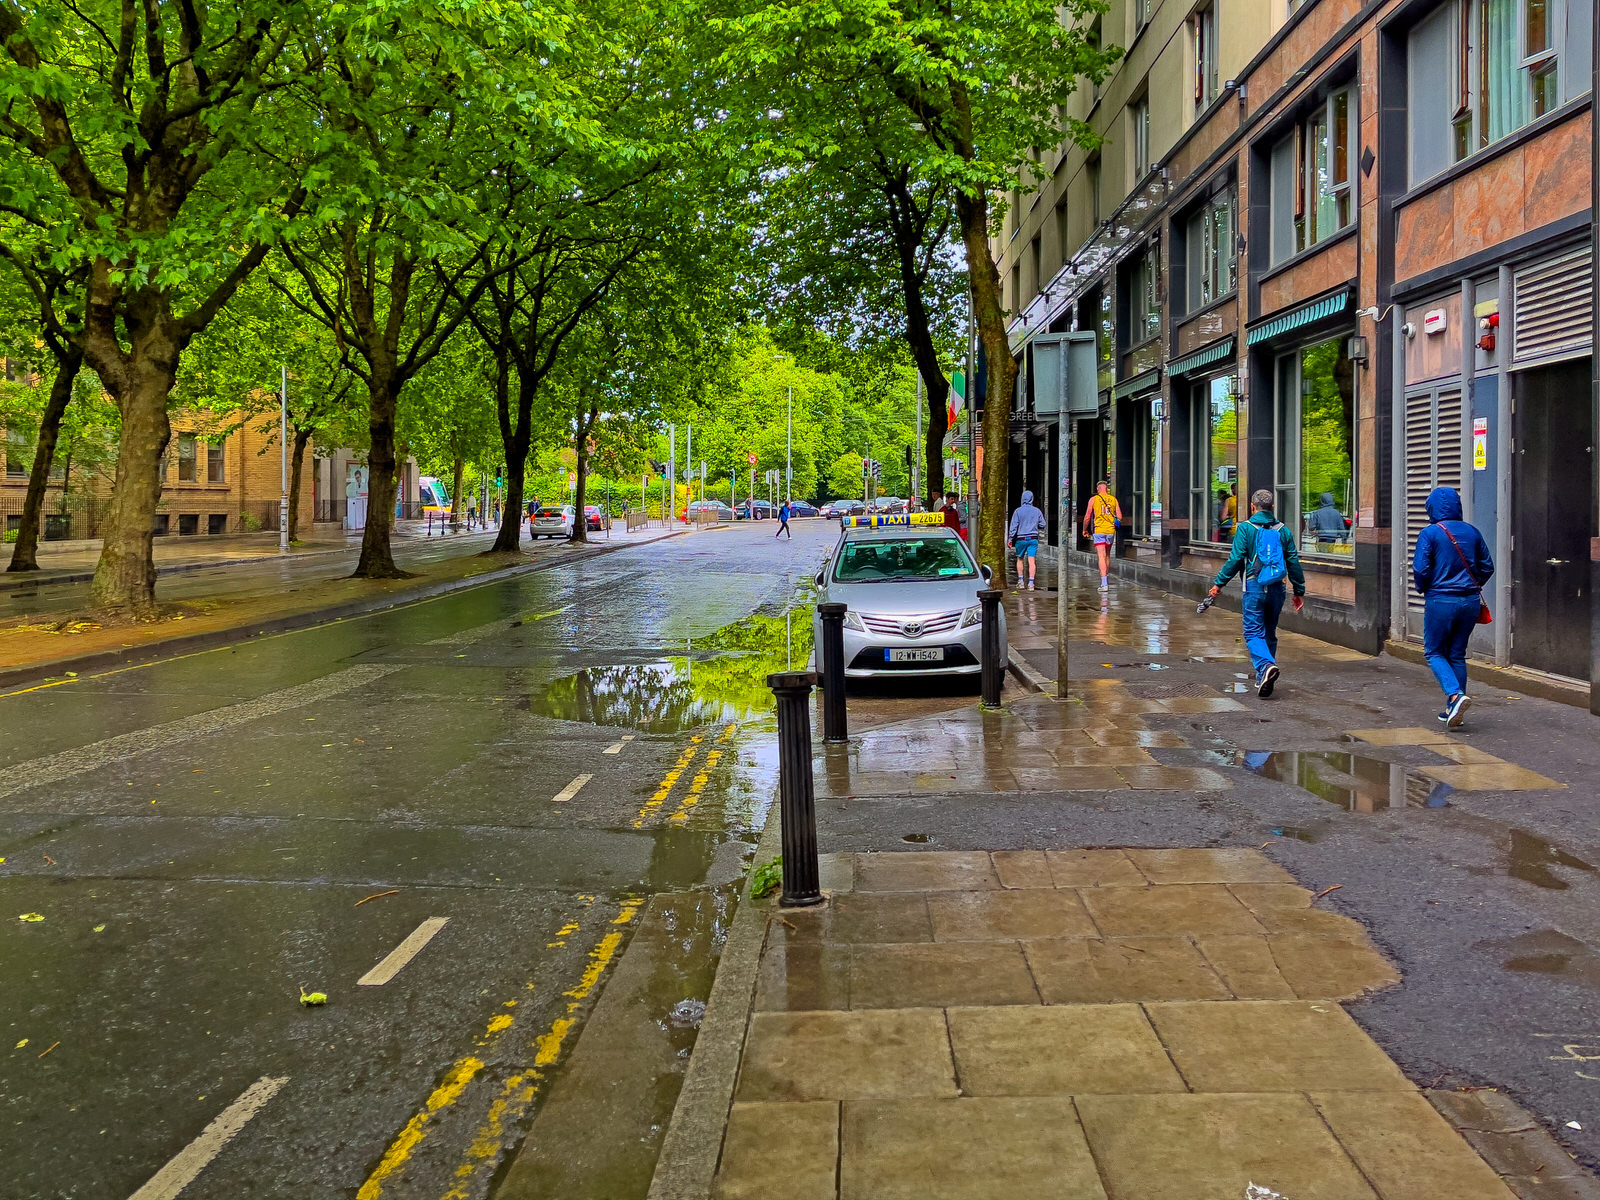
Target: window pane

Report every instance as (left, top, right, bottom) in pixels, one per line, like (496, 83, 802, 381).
(1480, 0, 1527, 143)
(5, 428, 29, 476)
(1296, 338, 1355, 558)
(1330, 90, 1350, 186)
(178, 435, 197, 482)
(1526, 0, 1550, 54)
(207, 443, 225, 483)
(1206, 375, 1239, 542)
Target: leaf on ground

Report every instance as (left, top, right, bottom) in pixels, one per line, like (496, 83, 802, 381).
(18, 913, 43, 922)
(299, 988, 329, 1007)
(14, 1039, 26, 1049)
(92, 924, 106, 933)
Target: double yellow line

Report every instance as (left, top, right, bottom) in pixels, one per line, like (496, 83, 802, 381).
(632, 722, 737, 829)
(357, 897, 642, 1200)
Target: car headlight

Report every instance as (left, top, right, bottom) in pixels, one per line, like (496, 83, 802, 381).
(960, 604, 983, 629)
(842, 611, 866, 632)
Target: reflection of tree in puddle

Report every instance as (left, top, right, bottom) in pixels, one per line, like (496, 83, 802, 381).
(1242, 750, 1453, 812)
(539, 607, 816, 733)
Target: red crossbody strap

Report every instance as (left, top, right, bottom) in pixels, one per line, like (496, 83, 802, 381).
(1438, 524, 1483, 593)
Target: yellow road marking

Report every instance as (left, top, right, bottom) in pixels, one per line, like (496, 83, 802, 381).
(438, 899, 643, 1200)
(0, 677, 80, 699)
(632, 737, 703, 828)
(668, 750, 722, 826)
(356, 899, 597, 1199)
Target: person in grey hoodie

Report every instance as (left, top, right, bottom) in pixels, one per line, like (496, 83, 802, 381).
(1007, 489, 1047, 590)
(1412, 486, 1493, 728)
(1305, 493, 1349, 546)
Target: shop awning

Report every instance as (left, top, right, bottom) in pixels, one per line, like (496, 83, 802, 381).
(1246, 290, 1350, 346)
(1111, 368, 1161, 401)
(1167, 336, 1236, 378)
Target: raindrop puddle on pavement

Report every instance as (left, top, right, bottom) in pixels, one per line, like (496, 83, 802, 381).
(530, 604, 816, 734)
(1241, 750, 1455, 812)
(901, 833, 932, 844)
(1506, 828, 1597, 890)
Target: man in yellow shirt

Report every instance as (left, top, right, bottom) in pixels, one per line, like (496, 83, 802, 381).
(1081, 480, 1122, 592)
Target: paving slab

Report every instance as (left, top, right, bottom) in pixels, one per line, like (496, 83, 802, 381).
(990, 849, 1054, 889)
(1044, 848, 1148, 888)
(752, 937, 851, 1012)
(840, 1097, 1107, 1200)
(1079, 883, 1270, 938)
(714, 1102, 839, 1200)
(1024, 936, 1231, 1003)
(1124, 848, 1297, 885)
(1313, 1091, 1518, 1200)
(736, 1010, 957, 1102)
(1146, 1000, 1414, 1092)
(1076, 1092, 1378, 1200)
(1194, 934, 1298, 1000)
(853, 851, 1000, 892)
(783, 892, 933, 944)
(849, 941, 1041, 1008)
(947, 1004, 1186, 1095)
(927, 888, 1097, 941)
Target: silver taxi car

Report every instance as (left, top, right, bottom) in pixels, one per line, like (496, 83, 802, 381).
(812, 519, 1003, 679)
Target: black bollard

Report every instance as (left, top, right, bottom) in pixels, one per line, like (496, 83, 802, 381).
(978, 587, 1004, 709)
(767, 670, 823, 907)
(818, 602, 849, 744)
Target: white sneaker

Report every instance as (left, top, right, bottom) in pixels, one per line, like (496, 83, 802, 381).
(1099, 580, 1109, 591)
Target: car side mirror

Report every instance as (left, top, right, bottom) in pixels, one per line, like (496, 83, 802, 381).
(979, 565, 992, 582)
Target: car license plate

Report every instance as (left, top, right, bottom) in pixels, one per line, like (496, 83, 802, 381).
(887, 648, 944, 663)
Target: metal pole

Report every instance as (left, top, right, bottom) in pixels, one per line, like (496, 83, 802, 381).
(669, 425, 677, 527)
(1058, 423, 1071, 693)
(768, 669, 823, 906)
(786, 385, 793, 505)
(978, 588, 1003, 709)
(818, 602, 848, 744)
(279, 364, 290, 553)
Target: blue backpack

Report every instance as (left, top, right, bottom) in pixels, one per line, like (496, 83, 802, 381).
(1249, 521, 1289, 586)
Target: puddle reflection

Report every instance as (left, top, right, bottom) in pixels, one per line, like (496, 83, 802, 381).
(1507, 829, 1597, 890)
(1242, 750, 1455, 812)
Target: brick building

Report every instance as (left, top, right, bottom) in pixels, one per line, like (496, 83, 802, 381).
(990, 0, 1596, 700)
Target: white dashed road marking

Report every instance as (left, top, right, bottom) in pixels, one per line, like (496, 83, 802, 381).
(603, 734, 637, 755)
(128, 1075, 288, 1200)
(551, 773, 593, 803)
(357, 917, 451, 987)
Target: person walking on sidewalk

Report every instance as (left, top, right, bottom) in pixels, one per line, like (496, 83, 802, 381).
(775, 500, 792, 538)
(1412, 486, 1493, 728)
(1007, 489, 1047, 590)
(1206, 489, 1305, 698)
(1081, 480, 1122, 591)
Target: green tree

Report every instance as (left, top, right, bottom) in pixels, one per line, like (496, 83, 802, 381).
(0, 1, 324, 613)
(715, 0, 1118, 579)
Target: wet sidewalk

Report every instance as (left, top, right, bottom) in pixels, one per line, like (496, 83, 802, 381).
(714, 847, 1525, 1200)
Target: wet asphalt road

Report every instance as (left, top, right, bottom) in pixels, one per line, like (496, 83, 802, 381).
(0, 521, 834, 1200)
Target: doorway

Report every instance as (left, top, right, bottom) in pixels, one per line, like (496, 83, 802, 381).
(1512, 358, 1593, 679)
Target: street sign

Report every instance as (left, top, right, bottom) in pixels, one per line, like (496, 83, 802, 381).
(747, 453, 757, 465)
(842, 513, 945, 528)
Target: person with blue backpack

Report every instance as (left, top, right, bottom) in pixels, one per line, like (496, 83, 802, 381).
(1206, 489, 1305, 698)
(1412, 486, 1493, 728)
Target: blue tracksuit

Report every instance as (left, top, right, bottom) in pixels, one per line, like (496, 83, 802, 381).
(1412, 487, 1493, 699)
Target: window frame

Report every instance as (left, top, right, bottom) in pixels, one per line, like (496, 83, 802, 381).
(1191, 4, 1219, 114)
(207, 440, 226, 484)
(1269, 83, 1357, 264)
(1274, 335, 1358, 562)
(1441, 0, 1572, 166)
(1189, 372, 1240, 546)
(1184, 185, 1238, 314)
(1127, 245, 1162, 349)
(177, 433, 198, 483)
(4, 427, 29, 477)
(1131, 95, 1151, 181)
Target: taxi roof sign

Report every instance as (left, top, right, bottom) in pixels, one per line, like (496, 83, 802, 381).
(842, 512, 946, 528)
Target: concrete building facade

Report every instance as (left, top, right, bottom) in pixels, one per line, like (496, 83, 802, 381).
(993, 0, 1597, 699)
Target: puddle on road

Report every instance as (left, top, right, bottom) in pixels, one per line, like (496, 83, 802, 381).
(1485, 929, 1600, 989)
(1507, 829, 1597, 890)
(533, 605, 815, 734)
(1242, 750, 1455, 812)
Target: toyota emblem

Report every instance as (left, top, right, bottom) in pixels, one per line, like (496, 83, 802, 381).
(901, 620, 923, 637)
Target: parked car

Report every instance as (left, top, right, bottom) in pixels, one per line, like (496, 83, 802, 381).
(811, 524, 1000, 681)
(787, 500, 819, 518)
(583, 505, 612, 532)
(683, 500, 734, 521)
(738, 500, 775, 520)
(530, 504, 575, 538)
(820, 502, 842, 519)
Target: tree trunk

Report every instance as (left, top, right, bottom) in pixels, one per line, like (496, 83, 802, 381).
(288, 427, 312, 544)
(353, 369, 408, 578)
(6, 345, 82, 573)
(87, 335, 180, 617)
(571, 403, 597, 545)
(955, 190, 1016, 586)
(450, 455, 465, 527)
(492, 359, 532, 553)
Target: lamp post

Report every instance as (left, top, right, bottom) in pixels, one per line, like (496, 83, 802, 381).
(279, 364, 289, 554)
(786, 384, 793, 506)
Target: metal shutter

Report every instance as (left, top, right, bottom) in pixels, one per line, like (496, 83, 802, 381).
(1513, 249, 1593, 367)
(1403, 388, 1463, 629)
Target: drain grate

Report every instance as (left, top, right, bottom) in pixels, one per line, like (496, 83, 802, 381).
(1122, 682, 1222, 699)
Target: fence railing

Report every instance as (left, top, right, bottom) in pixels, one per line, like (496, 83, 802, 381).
(626, 511, 652, 531)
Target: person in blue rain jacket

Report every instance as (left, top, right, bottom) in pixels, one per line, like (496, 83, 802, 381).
(1412, 486, 1494, 729)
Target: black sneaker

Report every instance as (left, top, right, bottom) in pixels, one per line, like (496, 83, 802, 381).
(1257, 664, 1280, 699)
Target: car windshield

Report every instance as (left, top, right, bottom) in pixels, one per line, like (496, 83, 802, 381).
(833, 537, 976, 582)
(537, 507, 564, 518)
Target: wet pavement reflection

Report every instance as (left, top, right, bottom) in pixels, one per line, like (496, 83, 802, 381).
(1241, 750, 1457, 812)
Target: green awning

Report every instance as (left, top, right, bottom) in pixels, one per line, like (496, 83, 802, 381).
(1167, 337, 1236, 378)
(1111, 368, 1161, 401)
(1246, 290, 1350, 346)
